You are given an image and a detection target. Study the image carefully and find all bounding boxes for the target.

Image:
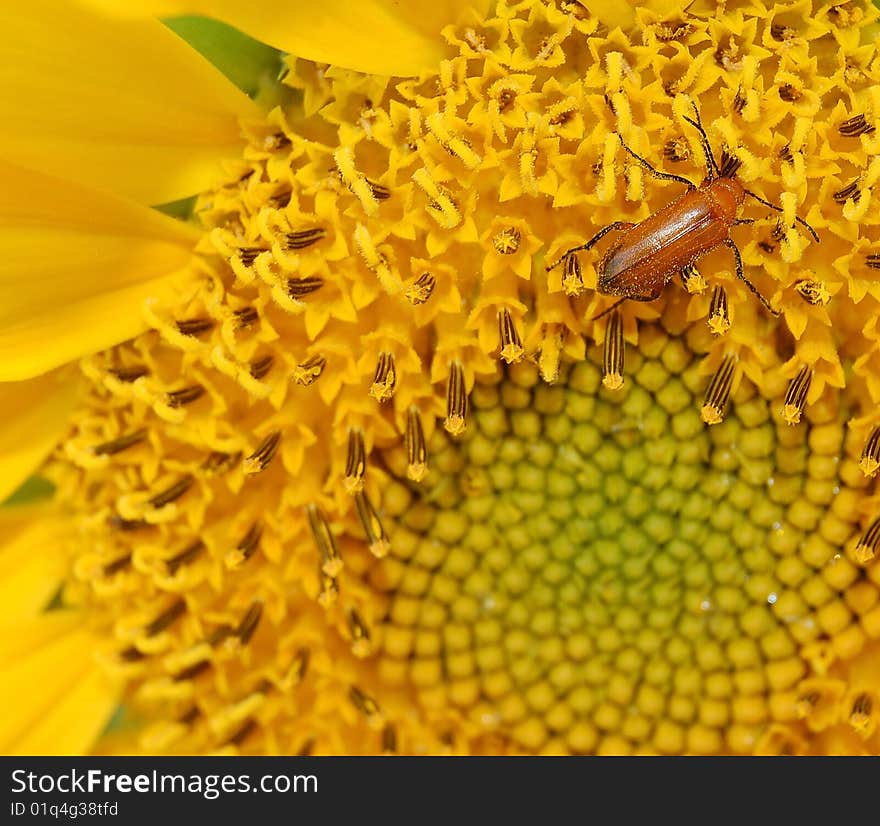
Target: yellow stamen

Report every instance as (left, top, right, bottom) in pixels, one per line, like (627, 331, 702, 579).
(444, 362, 468, 436)
(405, 272, 436, 305)
(561, 252, 584, 297)
(243, 432, 281, 474)
(782, 366, 812, 425)
(602, 309, 624, 390)
(497, 308, 524, 364)
(493, 226, 522, 255)
(344, 428, 367, 494)
(92, 428, 146, 456)
(854, 516, 880, 564)
(293, 355, 326, 386)
(370, 352, 397, 402)
(225, 523, 262, 569)
(794, 279, 830, 306)
(847, 692, 877, 739)
(701, 356, 736, 425)
(349, 686, 384, 730)
(307, 503, 343, 578)
(166, 539, 205, 576)
(858, 425, 880, 477)
(405, 407, 428, 482)
(707, 285, 729, 336)
(334, 147, 381, 216)
(382, 724, 398, 754)
(318, 571, 338, 609)
(539, 326, 563, 383)
(681, 264, 706, 294)
(354, 490, 390, 558)
(347, 608, 373, 658)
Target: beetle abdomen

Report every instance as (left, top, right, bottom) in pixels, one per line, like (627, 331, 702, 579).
(598, 189, 731, 300)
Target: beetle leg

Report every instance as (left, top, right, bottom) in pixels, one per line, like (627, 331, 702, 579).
(593, 292, 665, 320)
(617, 135, 696, 189)
(741, 189, 820, 243)
(545, 221, 635, 272)
(723, 238, 780, 316)
(592, 297, 628, 320)
(592, 289, 666, 320)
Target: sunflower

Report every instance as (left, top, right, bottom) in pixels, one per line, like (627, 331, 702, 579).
(3, 0, 880, 757)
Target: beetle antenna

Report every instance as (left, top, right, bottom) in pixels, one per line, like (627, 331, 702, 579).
(742, 189, 820, 243)
(616, 134, 697, 189)
(682, 104, 720, 179)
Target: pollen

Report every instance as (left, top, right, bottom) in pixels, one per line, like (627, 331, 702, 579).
(794, 279, 830, 307)
(561, 253, 585, 297)
(493, 227, 522, 255)
(681, 264, 707, 295)
(48, 0, 880, 756)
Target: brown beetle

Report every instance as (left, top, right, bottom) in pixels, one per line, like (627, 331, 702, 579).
(547, 106, 819, 318)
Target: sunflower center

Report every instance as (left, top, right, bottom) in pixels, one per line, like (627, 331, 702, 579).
(375, 318, 865, 754)
(48, 0, 880, 756)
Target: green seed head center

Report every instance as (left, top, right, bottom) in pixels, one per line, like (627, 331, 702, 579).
(376, 324, 858, 754)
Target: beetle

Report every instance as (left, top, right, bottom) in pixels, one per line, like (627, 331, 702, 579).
(546, 106, 819, 318)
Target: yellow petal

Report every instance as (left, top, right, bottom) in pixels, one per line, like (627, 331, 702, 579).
(0, 159, 199, 381)
(0, 370, 78, 504)
(0, 504, 68, 618)
(0, 613, 120, 755)
(0, 0, 259, 204)
(86, 0, 492, 76)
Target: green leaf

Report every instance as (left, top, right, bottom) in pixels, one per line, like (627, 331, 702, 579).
(155, 194, 197, 220)
(163, 15, 283, 98)
(3, 475, 55, 506)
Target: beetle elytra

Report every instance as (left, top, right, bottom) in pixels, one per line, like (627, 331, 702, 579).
(546, 106, 819, 320)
